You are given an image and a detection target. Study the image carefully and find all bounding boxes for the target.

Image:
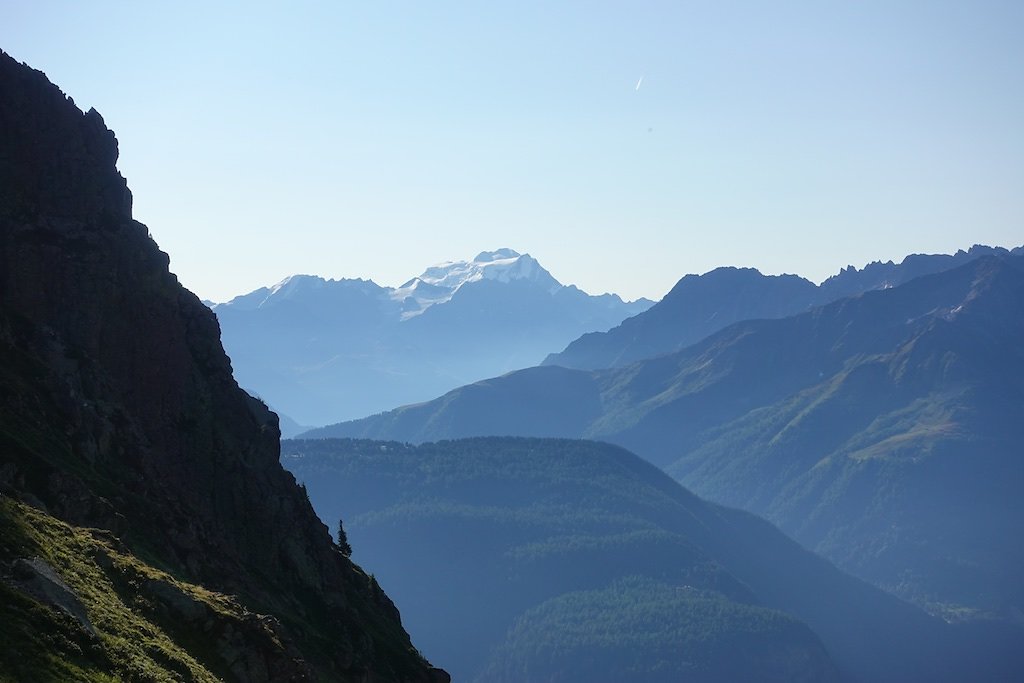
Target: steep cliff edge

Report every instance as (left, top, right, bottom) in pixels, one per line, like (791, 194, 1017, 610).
(0, 50, 447, 682)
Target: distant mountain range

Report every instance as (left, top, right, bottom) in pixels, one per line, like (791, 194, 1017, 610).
(544, 245, 1023, 370)
(283, 437, 1022, 683)
(307, 252, 1024, 624)
(213, 248, 651, 427)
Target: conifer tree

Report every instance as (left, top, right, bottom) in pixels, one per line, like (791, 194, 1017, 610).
(336, 518, 353, 557)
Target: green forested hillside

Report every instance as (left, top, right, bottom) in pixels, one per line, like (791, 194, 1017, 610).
(480, 577, 832, 683)
(283, 437, 1019, 683)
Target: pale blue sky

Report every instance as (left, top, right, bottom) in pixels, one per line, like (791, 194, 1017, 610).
(3, 1, 1022, 302)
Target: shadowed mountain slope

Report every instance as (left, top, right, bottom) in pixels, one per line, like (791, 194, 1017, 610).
(0, 50, 445, 682)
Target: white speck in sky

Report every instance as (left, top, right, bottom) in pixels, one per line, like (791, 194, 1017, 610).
(635, 76, 644, 91)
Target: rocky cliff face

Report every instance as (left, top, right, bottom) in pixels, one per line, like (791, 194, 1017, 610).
(0, 50, 446, 682)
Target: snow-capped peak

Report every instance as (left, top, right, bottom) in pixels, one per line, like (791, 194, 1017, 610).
(216, 274, 391, 311)
(213, 274, 328, 310)
(218, 249, 566, 319)
(473, 248, 522, 263)
(268, 274, 325, 297)
(415, 248, 559, 290)
(390, 248, 563, 318)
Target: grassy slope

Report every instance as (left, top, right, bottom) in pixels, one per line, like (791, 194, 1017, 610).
(0, 496, 255, 682)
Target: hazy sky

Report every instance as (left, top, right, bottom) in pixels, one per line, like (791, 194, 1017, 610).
(3, 1, 1022, 302)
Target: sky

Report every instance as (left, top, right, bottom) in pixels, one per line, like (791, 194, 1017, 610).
(2, 1, 1022, 302)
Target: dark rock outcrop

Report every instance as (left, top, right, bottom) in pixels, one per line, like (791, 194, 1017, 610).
(0, 50, 446, 682)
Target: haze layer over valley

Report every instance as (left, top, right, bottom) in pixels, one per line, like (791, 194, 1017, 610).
(213, 248, 650, 428)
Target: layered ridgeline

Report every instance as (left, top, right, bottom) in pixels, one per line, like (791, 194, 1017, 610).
(0, 51, 445, 682)
(213, 249, 651, 428)
(283, 437, 1021, 683)
(544, 245, 1022, 370)
(308, 254, 1024, 628)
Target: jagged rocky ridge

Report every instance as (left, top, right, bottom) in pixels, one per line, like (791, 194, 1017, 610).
(543, 245, 1022, 371)
(0, 50, 446, 682)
